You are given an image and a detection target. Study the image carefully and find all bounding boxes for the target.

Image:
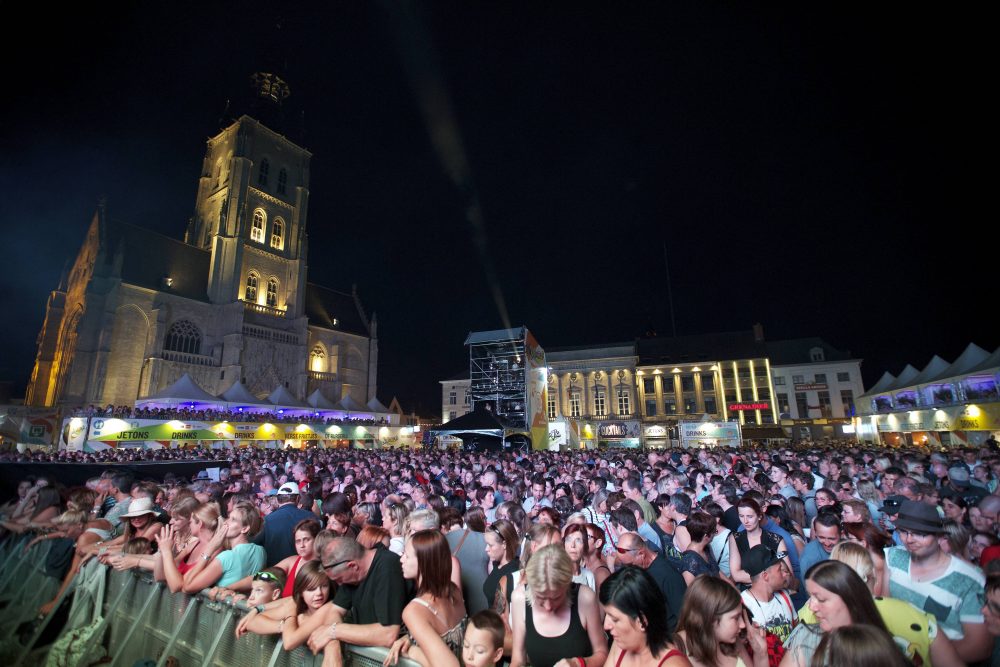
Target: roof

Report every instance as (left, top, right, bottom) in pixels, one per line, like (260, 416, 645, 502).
(219, 380, 265, 404)
(306, 389, 337, 409)
(304, 283, 370, 336)
(141, 373, 219, 402)
(464, 328, 527, 345)
(109, 220, 211, 302)
(268, 385, 306, 407)
(432, 406, 507, 434)
(764, 337, 857, 365)
(928, 343, 991, 382)
(908, 355, 951, 386)
(637, 330, 767, 365)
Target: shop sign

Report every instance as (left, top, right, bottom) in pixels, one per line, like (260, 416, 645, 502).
(644, 425, 668, 438)
(794, 383, 827, 391)
(728, 402, 770, 412)
(598, 421, 640, 438)
(548, 421, 567, 447)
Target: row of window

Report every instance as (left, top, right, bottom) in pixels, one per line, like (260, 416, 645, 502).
(774, 372, 851, 385)
(250, 209, 284, 250)
(775, 390, 855, 417)
(246, 273, 279, 307)
(546, 390, 632, 419)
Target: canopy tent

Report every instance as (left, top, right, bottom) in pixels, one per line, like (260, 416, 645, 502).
(366, 397, 389, 413)
(306, 389, 338, 410)
(429, 406, 529, 451)
(335, 395, 366, 412)
(137, 373, 224, 408)
(267, 385, 308, 409)
(218, 381, 269, 410)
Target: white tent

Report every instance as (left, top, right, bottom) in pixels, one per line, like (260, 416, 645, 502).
(366, 397, 389, 413)
(219, 381, 268, 408)
(336, 395, 365, 412)
(137, 373, 223, 408)
(307, 389, 338, 410)
(268, 385, 308, 408)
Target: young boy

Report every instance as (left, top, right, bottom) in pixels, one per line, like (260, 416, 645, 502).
(463, 610, 505, 667)
(245, 568, 285, 607)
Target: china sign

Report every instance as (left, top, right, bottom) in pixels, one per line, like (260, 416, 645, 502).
(727, 402, 771, 412)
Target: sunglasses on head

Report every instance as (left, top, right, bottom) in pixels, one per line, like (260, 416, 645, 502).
(254, 571, 279, 583)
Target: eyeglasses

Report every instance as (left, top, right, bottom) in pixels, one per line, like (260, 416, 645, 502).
(896, 528, 933, 539)
(978, 592, 1000, 615)
(615, 546, 638, 555)
(321, 558, 353, 572)
(254, 571, 279, 583)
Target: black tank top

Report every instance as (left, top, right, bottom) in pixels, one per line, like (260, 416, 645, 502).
(525, 584, 592, 667)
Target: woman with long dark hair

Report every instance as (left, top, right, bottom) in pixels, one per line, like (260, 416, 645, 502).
(674, 575, 766, 667)
(599, 566, 690, 667)
(779, 561, 895, 667)
(383, 529, 467, 667)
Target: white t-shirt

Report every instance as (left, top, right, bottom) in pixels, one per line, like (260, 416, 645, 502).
(741, 588, 795, 643)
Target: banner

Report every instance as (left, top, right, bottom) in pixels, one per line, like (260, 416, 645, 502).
(525, 329, 549, 451)
(679, 421, 742, 447)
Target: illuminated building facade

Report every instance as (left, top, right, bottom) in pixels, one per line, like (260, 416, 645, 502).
(27, 74, 378, 409)
(440, 327, 867, 448)
(857, 342, 1000, 447)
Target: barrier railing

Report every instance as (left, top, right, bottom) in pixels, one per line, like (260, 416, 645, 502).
(0, 540, 420, 667)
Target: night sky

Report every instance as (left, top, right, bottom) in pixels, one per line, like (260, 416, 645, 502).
(1, 4, 994, 415)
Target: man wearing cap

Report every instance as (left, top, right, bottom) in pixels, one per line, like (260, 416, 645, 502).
(878, 494, 906, 543)
(942, 464, 988, 506)
(253, 482, 315, 567)
(740, 545, 796, 643)
(886, 499, 991, 663)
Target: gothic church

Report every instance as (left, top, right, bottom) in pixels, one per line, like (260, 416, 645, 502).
(27, 73, 378, 409)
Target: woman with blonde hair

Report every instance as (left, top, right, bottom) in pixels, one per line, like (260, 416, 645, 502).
(509, 544, 608, 667)
(383, 501, 410, 555)
(152, 500, 220, 591)
(674, 576, 766, 667)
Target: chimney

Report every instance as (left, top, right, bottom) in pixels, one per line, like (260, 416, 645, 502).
(753, 323, 764, 342)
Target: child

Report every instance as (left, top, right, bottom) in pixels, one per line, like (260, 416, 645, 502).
(245, 568, 286, 607)
(463, 610, 505, 667)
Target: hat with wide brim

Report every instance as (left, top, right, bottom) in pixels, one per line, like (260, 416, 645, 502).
(120, 497, 157, 518)
(892, 500, 944, 534)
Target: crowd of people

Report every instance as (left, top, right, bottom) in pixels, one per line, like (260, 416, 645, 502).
(3, 440, 1000, 666)
(68, 403, 388, 425)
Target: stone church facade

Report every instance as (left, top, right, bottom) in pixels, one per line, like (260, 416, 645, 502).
(27, 78, 378, 408)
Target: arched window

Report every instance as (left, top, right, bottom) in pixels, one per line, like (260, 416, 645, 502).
(164, 320, 202, 355)
(310, 345, 325, 372)
(277, 168, 287, 195)
(245, 272, 259, 302)
(258, 158, 269, 187)
(251, 209, 265, 242)
(271, 217, 284, 249)
(214, 158, 223, 187)
(266, 278, 279, 307)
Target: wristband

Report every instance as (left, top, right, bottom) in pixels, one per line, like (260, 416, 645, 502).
(279, 615, 291, 631)
(328, 622, 338, 639)
(255, 604, 265, 614)
(578, 659, 586, 667)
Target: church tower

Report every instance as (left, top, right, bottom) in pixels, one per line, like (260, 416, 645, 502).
(186, 72, 310, 320)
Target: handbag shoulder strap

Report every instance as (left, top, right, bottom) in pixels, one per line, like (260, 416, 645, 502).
(453, 528, 471, 555)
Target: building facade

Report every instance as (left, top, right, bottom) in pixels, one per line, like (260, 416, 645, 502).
(27, 75, 378, 409)
(440, 327, 866, 448)
(766, 338, 864, 441)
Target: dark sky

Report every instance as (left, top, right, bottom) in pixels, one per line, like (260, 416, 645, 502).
(1, 4, 994, 414)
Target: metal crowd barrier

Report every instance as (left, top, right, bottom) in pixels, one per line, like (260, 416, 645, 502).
(0, 540, 420, 667)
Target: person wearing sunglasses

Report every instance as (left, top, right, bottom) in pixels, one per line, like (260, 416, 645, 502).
(613, 532, 686, 635)
(886, 500, 991, 664)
